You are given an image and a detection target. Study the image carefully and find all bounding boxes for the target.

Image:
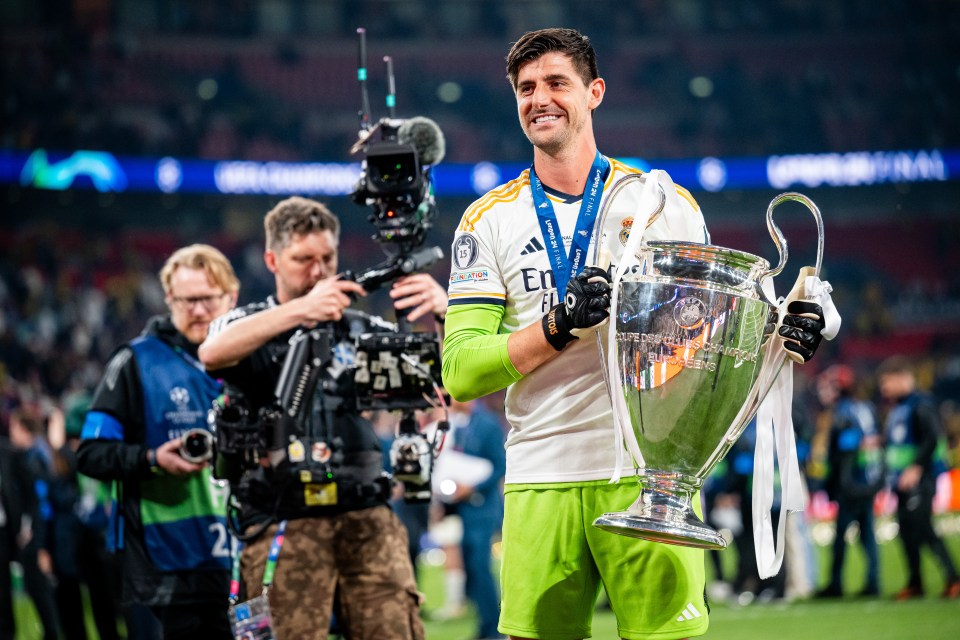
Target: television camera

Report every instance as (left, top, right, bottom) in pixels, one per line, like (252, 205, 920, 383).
(348, 27, 450, 502)
(211, 29, 449, 510)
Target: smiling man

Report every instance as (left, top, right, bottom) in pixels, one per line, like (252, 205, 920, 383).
(77, 244, 240, 639)
(442, 28, 827, 640)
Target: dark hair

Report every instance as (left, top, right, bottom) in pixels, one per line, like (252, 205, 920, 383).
(264, 196, 340, 252)
(506, 28, 599, 89)
(877, 355, 914, 377)
(10, 407, 44, 436)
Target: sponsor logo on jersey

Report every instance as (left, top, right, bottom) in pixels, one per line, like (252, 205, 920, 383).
(520, 236, 545, 256)
(453, 234, 480, 269)
(449, 270, 490, 284)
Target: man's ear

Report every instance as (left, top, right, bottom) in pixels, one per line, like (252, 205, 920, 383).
(264, 250, 278, 274)
(588, 77, 605, 110)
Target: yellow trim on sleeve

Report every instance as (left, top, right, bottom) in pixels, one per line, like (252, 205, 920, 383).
(458, 172, 530, 232)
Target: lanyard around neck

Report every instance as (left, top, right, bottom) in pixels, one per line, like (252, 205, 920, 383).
(529, 151, 608, 294)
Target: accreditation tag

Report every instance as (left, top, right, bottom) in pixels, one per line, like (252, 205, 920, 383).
(304, 482, 337, 506)
(230, 594, 275, 639)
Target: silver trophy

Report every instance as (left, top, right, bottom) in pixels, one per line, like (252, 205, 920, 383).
(591, 175, 823, 549)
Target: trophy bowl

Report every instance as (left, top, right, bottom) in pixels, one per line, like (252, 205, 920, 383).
(593, 241, 778, 549)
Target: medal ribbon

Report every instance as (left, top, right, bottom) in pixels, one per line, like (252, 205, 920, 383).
(530, 151, 608, 294)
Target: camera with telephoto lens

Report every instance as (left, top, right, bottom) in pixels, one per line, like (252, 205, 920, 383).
(179, 427, 214, 463)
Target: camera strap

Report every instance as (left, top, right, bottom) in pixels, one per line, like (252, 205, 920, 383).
(228, 519, 288, 602)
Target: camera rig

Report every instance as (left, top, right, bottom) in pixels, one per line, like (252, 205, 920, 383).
(348, 28, 450, 502)
(212, 30, 449, 510)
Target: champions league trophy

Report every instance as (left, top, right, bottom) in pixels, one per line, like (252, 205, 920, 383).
(591, 174, 825, 550)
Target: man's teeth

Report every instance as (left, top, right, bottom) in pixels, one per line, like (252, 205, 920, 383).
(535, 115, 559, 124)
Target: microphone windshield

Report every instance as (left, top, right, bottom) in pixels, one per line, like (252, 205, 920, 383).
(398, 116, 446, 166)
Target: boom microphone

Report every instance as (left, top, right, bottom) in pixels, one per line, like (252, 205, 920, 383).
(398, 116, 446, 166)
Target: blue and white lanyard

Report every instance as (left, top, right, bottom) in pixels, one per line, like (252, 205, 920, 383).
(529, 151, 609, 294)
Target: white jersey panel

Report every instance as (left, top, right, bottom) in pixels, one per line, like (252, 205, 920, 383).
(449, 159, 708, 483)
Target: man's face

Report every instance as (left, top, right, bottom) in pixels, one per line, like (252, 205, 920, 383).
(515, 52, 604, 156)
(266, 230, 338, 303)
(879, 371, 913, 401)
(166, 267, 235, 344)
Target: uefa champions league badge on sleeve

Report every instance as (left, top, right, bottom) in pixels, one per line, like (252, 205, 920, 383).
(230, 594, 275, 640)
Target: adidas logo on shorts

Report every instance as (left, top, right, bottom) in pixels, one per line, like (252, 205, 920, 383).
(676, 602, 702, 622)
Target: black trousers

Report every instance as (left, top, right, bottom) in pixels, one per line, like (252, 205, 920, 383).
(896, 486, 958, 589)
(150, 601, 233, 640)
(0, 533, 61, 640)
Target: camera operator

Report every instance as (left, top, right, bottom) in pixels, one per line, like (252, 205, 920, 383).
(76, 244, 240, 639)
(199, 196, 444, 640)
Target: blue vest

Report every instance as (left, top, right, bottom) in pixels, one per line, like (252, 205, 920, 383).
(833, 398, 883, 487)
(130, 336, 230, 572)
(885, 392, 947, 481)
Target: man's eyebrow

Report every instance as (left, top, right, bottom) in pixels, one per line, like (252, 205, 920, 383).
(517, 73, 573, 89)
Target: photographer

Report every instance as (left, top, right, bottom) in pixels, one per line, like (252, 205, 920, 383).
(76, 244, 240, 639)
(199, 196, 444, 640)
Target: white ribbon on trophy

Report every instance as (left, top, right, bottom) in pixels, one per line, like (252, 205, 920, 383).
(751, 274, 840, 578)
(602, 170, 841, 577)
(605, 169, 707, 483)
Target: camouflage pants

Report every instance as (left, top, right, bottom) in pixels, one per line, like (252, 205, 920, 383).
(241, 506, 424, 640)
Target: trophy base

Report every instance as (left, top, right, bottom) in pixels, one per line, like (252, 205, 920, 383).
(593, 470, 728, 550)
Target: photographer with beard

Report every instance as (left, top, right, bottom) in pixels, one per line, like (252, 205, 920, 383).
(200, 196, 446, 640)
(77, 244, 240, 639)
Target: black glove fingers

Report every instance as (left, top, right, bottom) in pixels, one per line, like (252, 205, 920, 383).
(785, 300, 823, 318)
(782, 339, 815, 362)
(584, 281, 611, 296)
(782, 314, 822, 333)
(778, 324, 816, 346)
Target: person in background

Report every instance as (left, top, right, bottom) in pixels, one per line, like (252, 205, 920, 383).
(6, 407, 61, 640)
(48, 393, 123, 640)
(440, 398, 506, 640)
(878, 355, 960, 600)
(77, 244, 240, 639)
(814, 364, 884, 598)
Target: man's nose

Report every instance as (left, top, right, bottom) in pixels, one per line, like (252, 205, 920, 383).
(532, 83, 551, 107)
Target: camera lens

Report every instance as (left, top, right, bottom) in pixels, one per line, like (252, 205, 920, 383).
(180, 428, 214, 463)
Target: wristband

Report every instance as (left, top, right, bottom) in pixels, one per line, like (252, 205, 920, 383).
(542, 304, 577, 351)
(146, 448, 160, 473)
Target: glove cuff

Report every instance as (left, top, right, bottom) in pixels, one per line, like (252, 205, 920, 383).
(542, 304, 577, 351)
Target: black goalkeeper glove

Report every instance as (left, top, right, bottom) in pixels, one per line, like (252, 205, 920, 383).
(779, 300, 825, 362)
(542, 266, 612, 351)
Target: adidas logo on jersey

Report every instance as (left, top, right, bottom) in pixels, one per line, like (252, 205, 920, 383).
(675, 602, 702, 622)
(520, 237, 545, 255)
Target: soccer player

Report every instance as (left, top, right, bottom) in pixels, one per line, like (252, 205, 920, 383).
(442, 28, 828, 640)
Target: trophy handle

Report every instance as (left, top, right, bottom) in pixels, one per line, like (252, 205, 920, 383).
(587, 172, 666, 269)
(759, 192, 824, 282)
(589, 172, 667, 404)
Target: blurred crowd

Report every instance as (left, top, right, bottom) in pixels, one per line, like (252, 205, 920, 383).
(3, 0, 958, 164)
(2, 1, 960, 636)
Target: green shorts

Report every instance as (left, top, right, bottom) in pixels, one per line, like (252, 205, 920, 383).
(499, 478, 708, 640)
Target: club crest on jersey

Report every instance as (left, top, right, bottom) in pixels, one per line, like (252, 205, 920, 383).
(674, 296, 706, 329)
(619, 217, 634, 246)
(453, 234, 480, 269)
